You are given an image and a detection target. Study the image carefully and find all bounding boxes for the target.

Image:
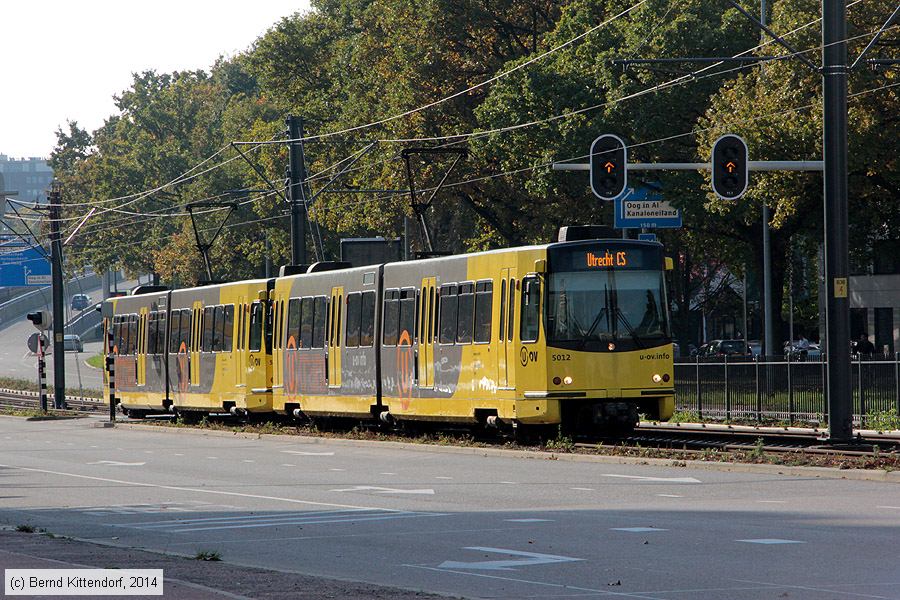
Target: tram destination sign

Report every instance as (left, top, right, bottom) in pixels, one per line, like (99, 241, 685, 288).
(614, 187, 683, 229)
(0, 243, 50, 287)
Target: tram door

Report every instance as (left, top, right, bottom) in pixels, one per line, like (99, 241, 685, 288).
(137, 309, 147, 386)
(498, 268, 517, 389)
(418, 277, 436, 388)
(328, 287, 343, 388)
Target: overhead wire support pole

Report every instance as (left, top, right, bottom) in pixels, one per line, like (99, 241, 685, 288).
(401, 147, 468, 254)
(821, 0, 853, 443)
(308, 142, 378, 203)
(47, 181, 67, 410)
(185, 202, 238, 282)
(287, 116, 311, 265)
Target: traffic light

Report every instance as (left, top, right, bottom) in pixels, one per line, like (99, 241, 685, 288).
(590, 134, 627, 201)
(711, 134, 749, 199)
(27, 310, 51, 331)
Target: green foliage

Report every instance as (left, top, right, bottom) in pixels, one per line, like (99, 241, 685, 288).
(668, 410, 700, 424)
(866, 410, 900, 433)
(545, 425, 575, 452)
(193, 550, 222, 561)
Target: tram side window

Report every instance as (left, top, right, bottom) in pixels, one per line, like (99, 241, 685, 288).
(439, 285, 458, 344)
(128, 315, 138, 355)
(249, 302, 263, 352)
(180, 309, 192, 352)
(382, 290, 400, 346)
(313, 296, 327, 348)
(212, 305, 224, 352)
(474, 281, 493, 343)
(345, 293, 361, 348)
(301, 297, 314, 349)
(520, 276, 541, 343)
(399, 289, 416, 345)
(202, 306, 215, 352)
(456, 283, 474, 344)
(360, 292, 375, 347)
(222, 305, 234, 352)
(287, 298, 301, 348)
(157, 312, 167, 355)
(146, 313, 156, 355)
(169, 311, 181, 353)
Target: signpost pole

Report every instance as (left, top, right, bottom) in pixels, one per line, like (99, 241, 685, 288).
(48, 182, 67, 410)
(37, 335, 47, 413)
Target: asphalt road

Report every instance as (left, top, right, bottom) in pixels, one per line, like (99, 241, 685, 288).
(0, 315, 103, 391)
(1, 416, 898, 599)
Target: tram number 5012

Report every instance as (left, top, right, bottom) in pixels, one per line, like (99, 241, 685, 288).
(551, 353, 571, 362)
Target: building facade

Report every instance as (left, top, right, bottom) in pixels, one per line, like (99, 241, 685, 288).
(0, 155, 53, 205)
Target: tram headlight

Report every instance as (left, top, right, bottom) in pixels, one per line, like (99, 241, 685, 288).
(563, 376, 573, 386)
(652, 373, 663, 383)
(608, 342, 616, 351)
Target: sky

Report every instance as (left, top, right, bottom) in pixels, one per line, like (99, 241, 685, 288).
(2, 1, 311, 159)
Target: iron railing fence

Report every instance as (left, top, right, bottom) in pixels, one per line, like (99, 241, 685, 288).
(674, 353, 900, 426)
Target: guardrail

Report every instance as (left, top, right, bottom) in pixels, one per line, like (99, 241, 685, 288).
(674, 354, 900, 426)
(0, 272, 99, 330)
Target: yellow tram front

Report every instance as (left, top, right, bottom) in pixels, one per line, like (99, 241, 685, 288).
(520, 240, 675, 431)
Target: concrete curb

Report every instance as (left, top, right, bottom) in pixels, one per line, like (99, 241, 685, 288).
(111, 420, 900, 484)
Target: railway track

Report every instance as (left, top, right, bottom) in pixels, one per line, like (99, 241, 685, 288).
(2, 388, 898, 457)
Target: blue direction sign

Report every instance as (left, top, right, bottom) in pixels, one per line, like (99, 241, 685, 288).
(638, 233, 658, 242)
(0, 242, 50, 287)
(614, 186, 683, 229)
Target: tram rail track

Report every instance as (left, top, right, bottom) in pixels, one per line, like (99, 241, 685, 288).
(1, 388, 898, 458)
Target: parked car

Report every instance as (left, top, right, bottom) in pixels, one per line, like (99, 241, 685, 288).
(703, 339, 751, 358)
(71, 294, 92, 311)
(748, 340, 762, 357)
(63, 334, 83, 352)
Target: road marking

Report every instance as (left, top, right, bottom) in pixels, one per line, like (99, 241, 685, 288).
(280, 464, 296, 467)
(737, 539, 805, 544)
(612, 527, 668, 533)
(173, 453, 184, 456)
(329, 468, 345, 472)
(280, 450, 335, 456)
(435, 476, 453, 480)
(380, 472, 396, 475)
(115, 509, 448, 533)
(756, 500, 787, 504)
(87, 460, 146, 466)
(144, 450, 153, 454)
(570, 487, 594, 491)
(499, 481, 517, 484)
(504, 519, 552, 523)
(242, 460, 255, 463)
(206, 456, 219, 460)
(601, 474, 701, 483)
(437, 547, 582, 571)
(657, 494, 683, 498)
(0, 463, 422, 512)
(876, 505, 900, 509)
(330, 485, 435, 495)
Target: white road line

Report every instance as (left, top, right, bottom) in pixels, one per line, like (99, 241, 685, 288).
(206, 457, 218, 460)
(657, 494, 683, 498)
(242, 460, 255, 463)
(329, 468, 345, 472)
(281, 464, 296, 467)
(380, 472, 396, 475)
(173, 453, 184, 457)
(0, 462, 415, 512)
(601, 474, 701, 483)
(570, 487, 594, 491)
(504, 519, 552, 523)
(435, 476, 452, 480)
(280, 450, 335, 456)
(500, 481, 517, 485)
(756, 500, 787, 504)
(876, 505, 900, 509)
(612, 527, 668, 533)
(737, 539, 805, 544)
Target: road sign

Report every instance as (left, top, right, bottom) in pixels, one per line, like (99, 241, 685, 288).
(614, 187, 683, 229)
(638, 233, 658, 242)
(0, 243, 49, 287)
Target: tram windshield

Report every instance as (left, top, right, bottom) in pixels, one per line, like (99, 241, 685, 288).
(547, 244, 670, 350)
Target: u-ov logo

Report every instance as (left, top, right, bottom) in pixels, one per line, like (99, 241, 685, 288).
(520, 346, 529, 366)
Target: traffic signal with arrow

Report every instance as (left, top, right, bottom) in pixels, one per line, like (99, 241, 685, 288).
(590, 134, 627, 201)
(711, 134, 749, 199)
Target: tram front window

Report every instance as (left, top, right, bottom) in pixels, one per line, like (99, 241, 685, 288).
(547, 270, 669, 350)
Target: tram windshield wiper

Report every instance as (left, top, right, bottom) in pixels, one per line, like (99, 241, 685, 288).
(613, 307, 645, 350)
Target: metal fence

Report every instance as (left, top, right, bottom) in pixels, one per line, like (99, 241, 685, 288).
(674, 354, 900, 426)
